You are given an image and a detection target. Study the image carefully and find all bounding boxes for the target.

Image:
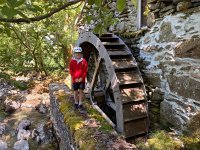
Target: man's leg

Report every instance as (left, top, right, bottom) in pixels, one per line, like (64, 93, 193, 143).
(74, 90, 79, 104)
(78, 89, 83, 106)
(78, 82, 85, 106)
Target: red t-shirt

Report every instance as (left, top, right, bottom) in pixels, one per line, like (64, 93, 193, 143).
(69, 58, 88, 83)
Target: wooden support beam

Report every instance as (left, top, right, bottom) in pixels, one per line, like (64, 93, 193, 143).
(89, 57, 103, 104)
(106, 101, 116, 111)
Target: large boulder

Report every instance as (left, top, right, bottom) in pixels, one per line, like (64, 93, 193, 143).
(158, 21, 177, 42)
(167, 75, 200, 101)
(175, 38, 200, 59)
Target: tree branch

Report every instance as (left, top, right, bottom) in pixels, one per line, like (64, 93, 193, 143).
(0, 0, 82, 23)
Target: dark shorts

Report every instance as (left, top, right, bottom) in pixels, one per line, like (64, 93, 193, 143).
(73, 82, 85, 91)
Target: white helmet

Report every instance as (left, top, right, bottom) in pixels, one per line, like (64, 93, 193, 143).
(73, 46, 82, 53)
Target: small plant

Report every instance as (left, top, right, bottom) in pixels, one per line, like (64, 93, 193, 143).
(137, 130, 182, 150)
(181, 136, 200, 150)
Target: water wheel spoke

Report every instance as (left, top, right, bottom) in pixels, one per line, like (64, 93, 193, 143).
(89, 57, 103, 104)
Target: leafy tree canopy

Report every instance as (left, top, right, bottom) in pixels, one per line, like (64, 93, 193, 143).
(0, 0, 137, 75)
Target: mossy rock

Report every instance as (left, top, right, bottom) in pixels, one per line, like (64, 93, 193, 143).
(57, 94, 119, 149)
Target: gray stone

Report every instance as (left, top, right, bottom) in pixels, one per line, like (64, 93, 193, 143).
(152, 9, 160, 13)
(159, 0, 173, 2)
(36, 103, 48, 114)
(191, 34, 200, 38)
(167, 75, 200, 101)
(160, 5, 175, 13)
(4, 101, 21, 113)
(149, 3, 159, 10)
(17, 119, 31, 131)
(193, 2, 200, 7)
(147, 12, 159, 27)
(160, 100, 186, 130)
(160, 9, 175, 17)
(158, 22, 177, 42)
(0, 123, 6, 135)
(175, 38, 200, 59)
(191, 0, 200, 2)
(173, 0, 191, 4)
(49, 83, 76, 149)
(0, 140, 7, 150)
(14, 139, 29, 150)
(159, 2, 167, 9)
(147, 0, 157, 3)
(34, 123, 54, 144)
(149, 112, 160, 123)
(17, 129, 31, 140)
(177, 2, 193, 11)
(143, 71, 162, 88)
(151, 89, 164, 101)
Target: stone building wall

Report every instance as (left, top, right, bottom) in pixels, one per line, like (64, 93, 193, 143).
(108, 0, 137, 33)
(147, 0, 200, 27)
(107, 0, 200, 132)
(84, 0, 200, 132)
(138, 7, 200, 131)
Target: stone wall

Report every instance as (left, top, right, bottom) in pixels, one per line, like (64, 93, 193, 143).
(49, 83, 136, 149)
(108, 0, 137, 33)
(81, 0, 137, 34)
(147, 0, 200, 27)
(49, 83, 75, 150)
(138, 8, 200, 131)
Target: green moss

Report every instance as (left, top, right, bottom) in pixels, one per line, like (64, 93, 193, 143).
(138, 131, 182, 150)
(85, 102, 113, 133)
(74, 128, 96, 150)
(57, 94, 116, 149)
(181, 136, 200, 150)
(99, 123, 113, 133)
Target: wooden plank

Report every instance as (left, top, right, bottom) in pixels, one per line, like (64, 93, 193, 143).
(89, 57, 103, 104)
(104, 44, 125, 49)
(123, 101, 148, 121)
(108, 51, 130, 56)
(99, 37, 118, 42)
(106, 101, 116, 111)
(124, 118, 148, 138)
(112, 59, 137, 69)
(116, 71, 142, 85)
(121, 87, 146, 103)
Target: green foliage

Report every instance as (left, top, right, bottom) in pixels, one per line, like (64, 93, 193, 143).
(94, 0, 102, 6)
(0, 2, 81, 75)
(88, 0, 95, 5)
(83, 2, 118, 35)
(138, 131, 182, 150)
(131, 0, 138, 8)
(117, 0, 126, 12)
(144, 4, 150, 16)
(0, 0, 132, 74)
(181, 136, 200, 150)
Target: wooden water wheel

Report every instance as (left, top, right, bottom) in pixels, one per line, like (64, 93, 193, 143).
(77, 32, 149, 139)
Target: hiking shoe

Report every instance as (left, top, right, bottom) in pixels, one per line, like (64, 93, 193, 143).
(78, 105, 87, 114)
(74, 104, 79, 110)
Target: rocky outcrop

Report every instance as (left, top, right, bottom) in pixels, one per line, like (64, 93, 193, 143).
(138, 9, 200, 131)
